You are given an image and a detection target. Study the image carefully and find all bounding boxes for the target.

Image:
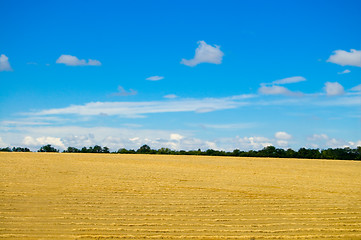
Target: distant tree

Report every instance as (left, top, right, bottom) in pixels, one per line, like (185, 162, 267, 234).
(117, 148, 129, 154)
(157, 148, 172, 154)
(258, 146, 277, 157)
(81, 147, 88, 153)
(232, 149, 241, 156)
(64, 147, 80, 153)
(0, 147, 12, 152)
(12, 147, 30, 152)
(92, 145, 102, 153)
(137, 144, 151, 154)
(102, 146, 110, 153)
(285, 148, 296, 158)
(297, 148, 321, 159)
(38, 144, 59, 152)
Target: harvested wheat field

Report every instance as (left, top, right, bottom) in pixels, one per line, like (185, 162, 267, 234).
(0, 153, 360, 240)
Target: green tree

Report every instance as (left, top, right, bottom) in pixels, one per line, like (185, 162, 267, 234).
(38, 144, 59, 152)
(137, 144, 151, 154)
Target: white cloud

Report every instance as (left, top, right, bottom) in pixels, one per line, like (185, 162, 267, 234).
(276, 140, 289, 147)
(163, 94, 178, 99)
(271, 76, 306, 85)
(238, 136, 272, 150)
(324, 82, 345, 96)
(146, 76, 164, 81)
(29, 96, 247, 118)
(0, 54, 13, 71)
(307, 134, 359, 149)
(350, 84, 361, 92)
(56, 54, 101, 66)
(275, 131, 292, 140)
(258, 85, 302, 96)
(87, 59, 102, 66)
(327, 49, 361, 67)
(181, 41, 224, 67)
(1, 124, 360, 152)
(348, 140, 361, 148)
(23, 136, 65, 149)
(111, 86, 137, 97)
(170, 133, 184, 141)
(338, 69, 351, 74)
(275, 132, 292, 147)
(3, 126, 202, 151)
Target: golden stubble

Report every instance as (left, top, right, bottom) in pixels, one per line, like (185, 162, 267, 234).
(0, 152, 360, 239)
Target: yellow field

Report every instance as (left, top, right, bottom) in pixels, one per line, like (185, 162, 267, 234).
(0, 153, 360, 240)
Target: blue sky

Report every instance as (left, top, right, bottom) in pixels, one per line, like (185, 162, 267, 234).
(1, 0, 360, 151)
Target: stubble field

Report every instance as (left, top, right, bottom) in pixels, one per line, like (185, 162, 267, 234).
(0, 152, 360, 240)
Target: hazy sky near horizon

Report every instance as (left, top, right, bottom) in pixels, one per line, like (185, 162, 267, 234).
(1, 0, 360, 151)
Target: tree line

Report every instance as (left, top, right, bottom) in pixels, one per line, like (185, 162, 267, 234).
(1, 144, 361, 160)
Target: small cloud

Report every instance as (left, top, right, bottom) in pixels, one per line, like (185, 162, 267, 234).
(112, 86, 137, 96)
(338, 69, 351, 74)
(275, 131, 291, 147)
(129, 137, 140, 142)
(324, 82, 345, 96)
(258, 76, 305, 96)
(163, 94, 177, 99)
(56, 54, 101, 66)
(0, 54, 13, 71)
(146, 76, 164, 81)
(170, 133, 184, 141)
(87, 59, 101, 66)
(350, 84, 361, 92)
(276, 140, 289, 147)
(275, 131, 292, 140)
(181, 41, 224, 67)
(23, 136, 65, 149)
(272, 76, 306, 85)
(258, 85, 302, 96)
(327, 49, 361, 67)
(238, 136, 272, 150)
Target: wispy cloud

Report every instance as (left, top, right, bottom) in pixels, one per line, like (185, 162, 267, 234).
(258, 76, 305, 96)
(327, 49, 361, 67)
(181, 41, 224, 67)
(258, 85, 302, 96)
(111, 86, 137, 97)
(0, 54, 13, 71)
(56, 54, 101, 66)
(163, 94, 177, 99)
(146, 76, 164, 81)
(30, 96, 246, 118)
(22, 90, 361, 120)
(271, 76, 306, 85)
(350, 84, 361, 92)
(338, 69, 351, 74)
